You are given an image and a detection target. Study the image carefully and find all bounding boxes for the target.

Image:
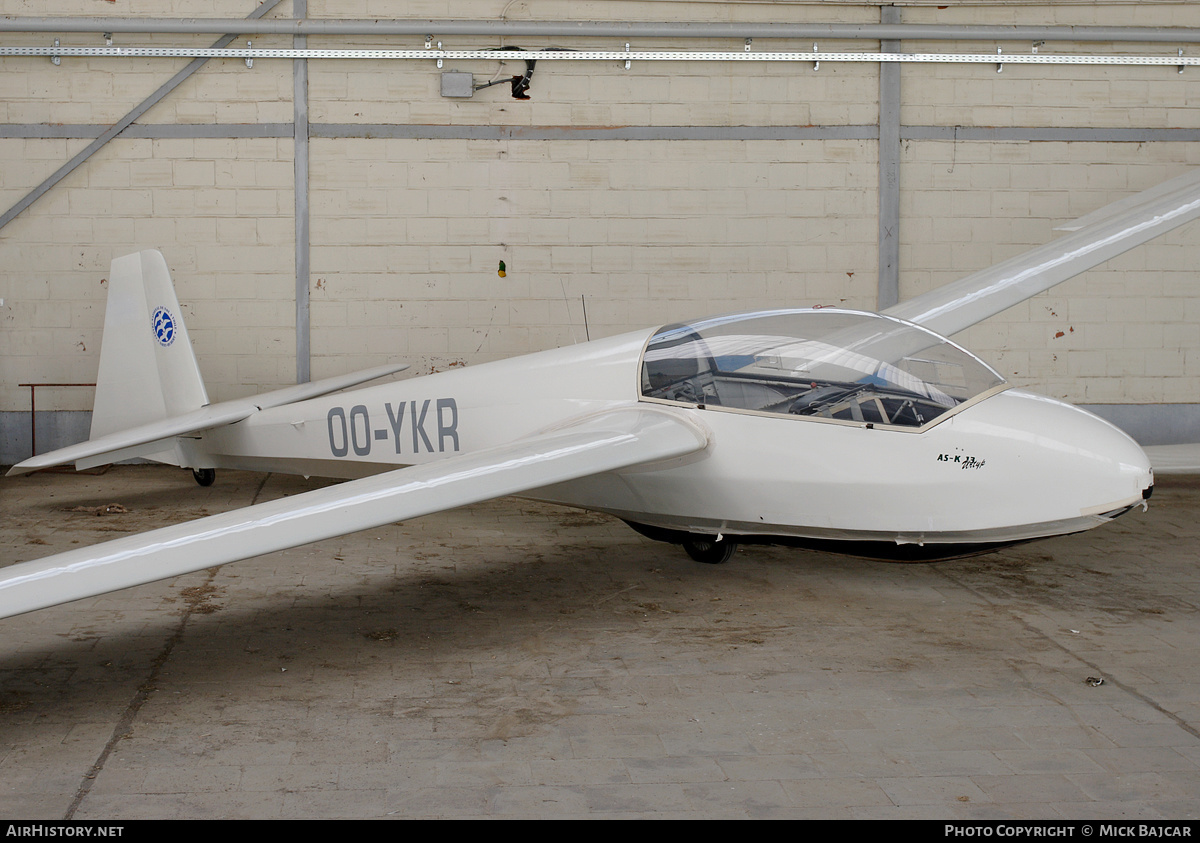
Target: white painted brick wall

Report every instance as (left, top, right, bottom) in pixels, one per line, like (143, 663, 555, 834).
(903, 137, 1200, 403)
(1, 0, 1199, 417)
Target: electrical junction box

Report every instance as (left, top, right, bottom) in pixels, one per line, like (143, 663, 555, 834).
(440, 71, 474, 98)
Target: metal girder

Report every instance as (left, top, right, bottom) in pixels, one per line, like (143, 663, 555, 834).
(877, 6, 901, 312)
(10, 45, 1200, 66)
(294, 0, 310, 386)
(2, 18, 1199, 43)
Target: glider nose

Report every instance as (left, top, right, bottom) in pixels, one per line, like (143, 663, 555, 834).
(1063, 402, 1153, 507)
(981, 389, 1153, 518)
(1069, 414, 1154, 516)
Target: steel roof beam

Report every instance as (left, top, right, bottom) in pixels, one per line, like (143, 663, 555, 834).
(2, 18, 1199, 44)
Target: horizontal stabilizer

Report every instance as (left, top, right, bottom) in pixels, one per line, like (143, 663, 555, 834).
(7, 363, 407, 476)
(0, 406, 707, 619)
(236, 363, 409, 411)
(886, 168, 1200, 337)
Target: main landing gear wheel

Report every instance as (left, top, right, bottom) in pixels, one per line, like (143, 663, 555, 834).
(682, 535, 737, 564)
(192, 468, 216, 487)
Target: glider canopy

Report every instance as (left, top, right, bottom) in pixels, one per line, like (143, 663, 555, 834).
(641, 309, 1006, 429)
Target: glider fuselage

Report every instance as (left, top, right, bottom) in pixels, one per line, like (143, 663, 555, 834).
(200, 312, 1153, 551)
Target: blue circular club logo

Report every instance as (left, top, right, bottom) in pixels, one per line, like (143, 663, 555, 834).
(152, 306, 177, 347)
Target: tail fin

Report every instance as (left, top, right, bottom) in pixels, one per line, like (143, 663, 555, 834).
(89, 250, 208, 440)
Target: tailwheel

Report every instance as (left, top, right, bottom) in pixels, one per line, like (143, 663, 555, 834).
(682, 534, 737, 564)
(192, 468, 216, 487)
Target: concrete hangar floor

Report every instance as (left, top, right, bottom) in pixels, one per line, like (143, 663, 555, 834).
(0, 465, 1198, 818)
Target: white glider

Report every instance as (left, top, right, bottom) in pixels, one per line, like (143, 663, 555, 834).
(3, 169, 1199, 619)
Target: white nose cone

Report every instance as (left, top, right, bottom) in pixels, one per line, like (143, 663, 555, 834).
(951, 389, 1152, 538)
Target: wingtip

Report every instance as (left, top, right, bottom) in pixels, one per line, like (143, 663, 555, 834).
(6, 462, 42, 477)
